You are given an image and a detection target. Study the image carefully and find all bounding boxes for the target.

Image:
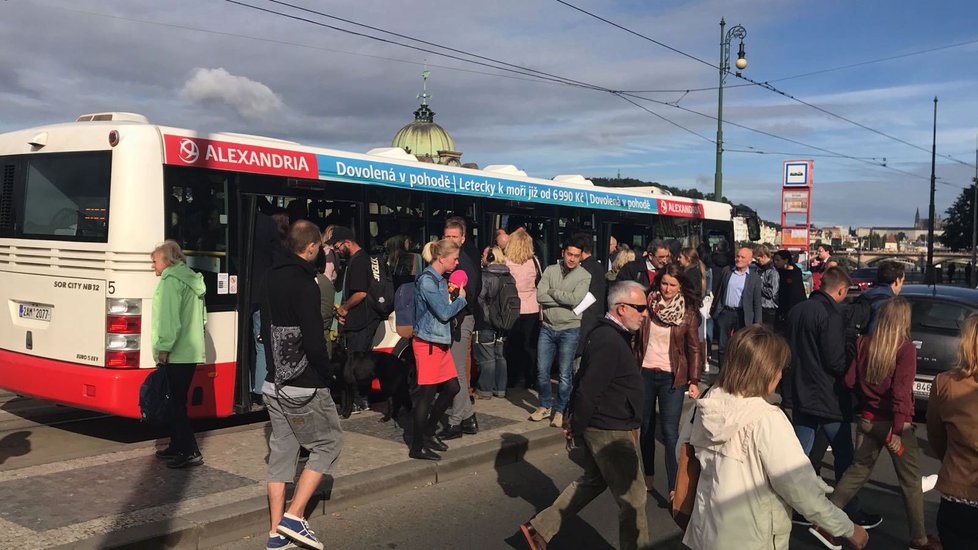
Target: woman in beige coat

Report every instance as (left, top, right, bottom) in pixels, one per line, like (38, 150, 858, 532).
(680, 325, 867, 550)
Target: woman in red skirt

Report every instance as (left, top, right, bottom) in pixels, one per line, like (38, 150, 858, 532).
(410, 239, 468, 460)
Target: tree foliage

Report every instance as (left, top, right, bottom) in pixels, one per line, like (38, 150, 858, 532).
(940, 185, 977, 251)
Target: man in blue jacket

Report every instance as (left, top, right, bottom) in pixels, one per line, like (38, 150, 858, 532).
(710, 247, 763, 368)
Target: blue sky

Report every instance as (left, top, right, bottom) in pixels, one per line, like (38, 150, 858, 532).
(1, 0, 976, 227)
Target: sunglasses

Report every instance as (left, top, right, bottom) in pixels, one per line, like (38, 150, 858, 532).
(618, 302, 648, 313)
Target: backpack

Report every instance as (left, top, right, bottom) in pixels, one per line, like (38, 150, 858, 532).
(393, 282, 415, 339)
(483, 270, 521, 332)
(139, 367, 171, 425)
(843, 291, 889, 363)
(364, 254, 395, 318)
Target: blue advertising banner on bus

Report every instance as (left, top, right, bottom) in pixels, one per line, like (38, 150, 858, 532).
(315, 153, 660, 215)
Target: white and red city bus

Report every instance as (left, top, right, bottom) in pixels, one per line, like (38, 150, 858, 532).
(0, 112, 734, 418)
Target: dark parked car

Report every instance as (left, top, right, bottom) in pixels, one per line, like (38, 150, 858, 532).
(848, 267, 877, 295)
(900, 285, 978, 413)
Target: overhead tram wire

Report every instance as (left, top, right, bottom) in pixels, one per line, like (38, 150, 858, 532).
(553, 0, 717, 68)
(36, 3, 566, 88)
(732, 73, 978, 169)
(229, 0, 961, 187)
(254, 0, 608, 92)
(224, 0, 607, 91)
(613, 94, 716, 144)
(553, 0, 978, 170)
(765, 37, 978, 84)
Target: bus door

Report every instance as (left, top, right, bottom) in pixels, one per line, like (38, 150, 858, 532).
(483, 200, 555, 265)
(234, 174, 362, 412)
(602, 212, 652, 259)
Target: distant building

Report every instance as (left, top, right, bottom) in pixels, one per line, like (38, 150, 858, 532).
(854, 209, 943, 249)
(884, 233, 899, 251)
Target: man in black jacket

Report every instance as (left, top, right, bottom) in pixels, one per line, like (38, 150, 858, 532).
(520, 281, 651, 550)
(785, 267, 882, 530)
(261, 220, 342, 550)
(573, 231, 607, 357)
(616, 239, 670, 289)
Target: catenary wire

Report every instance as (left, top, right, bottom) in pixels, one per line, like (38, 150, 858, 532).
(231, 0, 964, 185)
(554, 0, 978, 170)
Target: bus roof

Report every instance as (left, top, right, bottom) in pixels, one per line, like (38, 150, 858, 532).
(1, 114, 733, 222)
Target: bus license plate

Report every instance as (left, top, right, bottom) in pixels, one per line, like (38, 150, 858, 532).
(18, 304, 52, 321)
(912, 380, 931, 397)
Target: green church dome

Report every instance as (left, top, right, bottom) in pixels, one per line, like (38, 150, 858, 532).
(392, 103, 456, 164)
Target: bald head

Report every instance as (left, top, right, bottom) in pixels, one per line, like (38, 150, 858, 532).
(735, 247, 753, 271)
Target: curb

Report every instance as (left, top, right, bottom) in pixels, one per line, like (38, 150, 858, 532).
(57, 426, 566, 549)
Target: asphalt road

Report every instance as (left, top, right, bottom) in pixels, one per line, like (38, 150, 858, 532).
(228, 421, 944, 550)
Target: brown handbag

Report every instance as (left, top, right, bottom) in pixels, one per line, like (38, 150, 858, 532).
(671, 441, 700, 530)
(671, 395, 705, 530)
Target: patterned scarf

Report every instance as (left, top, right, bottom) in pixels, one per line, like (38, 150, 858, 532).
(653, 293, 686, 326)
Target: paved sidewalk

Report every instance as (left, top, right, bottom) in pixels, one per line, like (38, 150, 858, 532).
(0, 388, 563, 549)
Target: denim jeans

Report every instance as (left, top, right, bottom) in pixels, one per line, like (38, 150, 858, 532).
(474, 329, 507, 395)
(792, 411, 855, 480)
(640, 369, 686, 490)
(536, 325, 580, 413)
(252, 310, 267, 395)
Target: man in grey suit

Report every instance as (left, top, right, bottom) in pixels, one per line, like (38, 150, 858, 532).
(710, 247, 762, 369)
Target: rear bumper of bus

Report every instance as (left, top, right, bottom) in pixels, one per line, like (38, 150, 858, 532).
(0, 349, 236, 419)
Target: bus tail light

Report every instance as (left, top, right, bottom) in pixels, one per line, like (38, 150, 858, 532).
(105, 298, 141, 369)
(107, 315, 141, 334)
(105, 350, 139, 368)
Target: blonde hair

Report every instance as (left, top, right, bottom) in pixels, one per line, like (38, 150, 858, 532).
(489, 246, 506, 265)
(152, 240, 186, 267)
(954, 313, 978, 379)
(422, 240, 435, 263)
(504, 229, 534, 265)
(864, 297, 911, 384)
(611, 246, 635, 272)
(427, 238, 459, 264)
(715, 325, 791, 398)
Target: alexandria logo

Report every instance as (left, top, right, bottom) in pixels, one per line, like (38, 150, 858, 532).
(178, 139, 200, 163)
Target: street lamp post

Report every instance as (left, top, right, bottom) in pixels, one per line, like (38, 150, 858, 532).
(714, 18, 747, 202)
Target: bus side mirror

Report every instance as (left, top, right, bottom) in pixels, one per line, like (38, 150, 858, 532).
(747, 216, 761, 241)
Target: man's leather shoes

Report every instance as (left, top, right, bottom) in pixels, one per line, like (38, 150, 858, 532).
(409, 448, 441, 461)
(424, 434, 448, 452)
(439, 424, 464, 440)
(461, 413, 479, 434)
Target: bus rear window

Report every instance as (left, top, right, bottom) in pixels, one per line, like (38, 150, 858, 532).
(0, 152, 111, 241)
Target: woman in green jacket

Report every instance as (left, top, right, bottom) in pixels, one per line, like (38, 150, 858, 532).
(151, 240, 207, 469)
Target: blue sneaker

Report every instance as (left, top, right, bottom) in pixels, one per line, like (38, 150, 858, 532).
(277, 513, 323, 550)
(266, 533, 297, 549)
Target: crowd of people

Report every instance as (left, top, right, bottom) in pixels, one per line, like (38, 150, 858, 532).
(147, 212, 977, 549)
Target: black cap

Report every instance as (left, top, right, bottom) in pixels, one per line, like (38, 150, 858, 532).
(324, 226, 355, 246)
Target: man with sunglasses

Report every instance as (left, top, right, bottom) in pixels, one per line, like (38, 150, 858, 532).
(520, 281, 651, 550)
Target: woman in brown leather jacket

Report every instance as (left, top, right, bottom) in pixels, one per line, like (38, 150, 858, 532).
(633, 262, 702, 499)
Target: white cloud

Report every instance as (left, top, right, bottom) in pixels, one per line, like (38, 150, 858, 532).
(180, 68, 282, 120)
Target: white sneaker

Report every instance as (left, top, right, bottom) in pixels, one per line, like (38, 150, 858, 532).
(922, 474, 938, 493)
